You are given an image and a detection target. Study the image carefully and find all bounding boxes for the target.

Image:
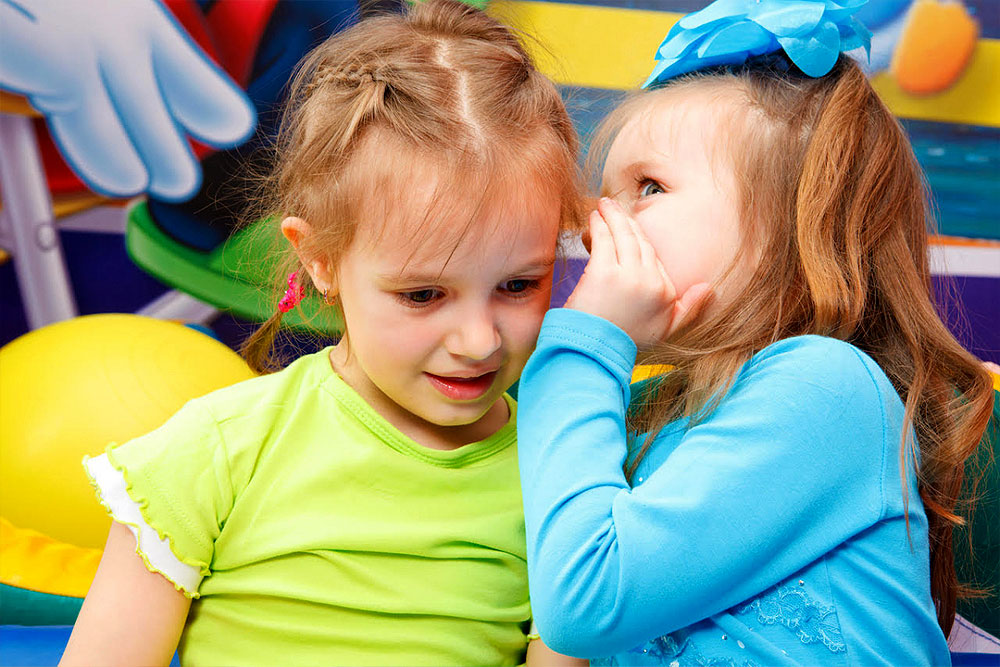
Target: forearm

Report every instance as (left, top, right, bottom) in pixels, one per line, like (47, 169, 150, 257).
(517, 310, 639, 654)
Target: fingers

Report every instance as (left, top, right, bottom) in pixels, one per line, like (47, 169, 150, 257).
(0, 0, 254, 201)
(585, 209, 615, 268)
(99, 55, 201, 201)
(47, 91, 149, 197)
(598, 198, 672, 295)
(597, 197, 639, 266)
(0, 0, 56, 95)
(151, 3, 256, 147)
(574, 198, 711, 345)
(598, 197, 665, 269)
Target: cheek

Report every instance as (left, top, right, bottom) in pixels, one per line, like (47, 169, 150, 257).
(382, 314, 442, 355)
(638, 218, 705, 295)
(500, 301, 549, 355)
(345, 300, 437, 362)
(639, 201, 742, 295)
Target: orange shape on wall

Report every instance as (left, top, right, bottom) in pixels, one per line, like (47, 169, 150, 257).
(891, 0, 979, 96)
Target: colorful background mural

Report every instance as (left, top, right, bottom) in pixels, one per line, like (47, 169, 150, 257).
(0, 0, 996, 359)
(0, 0, 997, 662)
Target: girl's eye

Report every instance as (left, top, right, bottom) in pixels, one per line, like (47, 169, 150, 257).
(500, 279, 540, 297)
(639, 180, 665, 197)
(397, 289, 441, 306)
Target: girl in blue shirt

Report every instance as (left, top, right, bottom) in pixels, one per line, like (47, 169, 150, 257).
(516, 1, 995, 664)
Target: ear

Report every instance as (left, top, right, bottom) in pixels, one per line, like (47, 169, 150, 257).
(281, 217, 336, 296)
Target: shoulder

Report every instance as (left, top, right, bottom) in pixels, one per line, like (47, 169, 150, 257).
(739, 335, 897, 408)
(142, 348, 340, 470)
(746, 335, 880, 377)
(193, 347, 336, 426)
(688, 337, 900, 515)
(126, 347, 339, 493)
(711, 336, 904, 455)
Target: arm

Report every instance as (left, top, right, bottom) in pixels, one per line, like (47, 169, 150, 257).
(517, 201, 890, 656)
(517, 318, 890, 656)
(60, 521, 191, 666)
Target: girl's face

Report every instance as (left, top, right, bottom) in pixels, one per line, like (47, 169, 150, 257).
(601, 89, 748, 305)
(329, 182, 561, 449)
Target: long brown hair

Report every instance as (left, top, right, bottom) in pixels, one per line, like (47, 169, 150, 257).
(595, 56, 993, 635)
(242, 0, 582, 372)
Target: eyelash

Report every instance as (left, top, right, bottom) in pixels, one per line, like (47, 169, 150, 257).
(500, 279, 541, 298)
(635, 176, 666, 198)
(396, 289, 442, 307)
(394, 279, 541, 308)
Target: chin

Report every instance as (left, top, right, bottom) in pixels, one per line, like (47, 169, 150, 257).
(425, 402, 496, 428)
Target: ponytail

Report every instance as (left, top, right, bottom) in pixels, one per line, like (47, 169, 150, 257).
(240, 310, 287, 375)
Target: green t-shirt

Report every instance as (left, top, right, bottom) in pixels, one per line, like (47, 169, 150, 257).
(104, 348, 530, 666)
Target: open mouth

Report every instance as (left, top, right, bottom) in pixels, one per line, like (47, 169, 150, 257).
(425, 371, 498, 401)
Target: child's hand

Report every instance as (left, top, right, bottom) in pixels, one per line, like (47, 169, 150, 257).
(565, 198, 711, 347)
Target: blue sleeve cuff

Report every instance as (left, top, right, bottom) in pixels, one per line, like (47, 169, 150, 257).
(537, 309, 638, 383)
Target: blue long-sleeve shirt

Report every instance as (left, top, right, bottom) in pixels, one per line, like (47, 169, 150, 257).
(517, 308, 948, 666)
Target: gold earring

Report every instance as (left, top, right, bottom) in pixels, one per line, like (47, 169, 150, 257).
(323, 289, 336, 305)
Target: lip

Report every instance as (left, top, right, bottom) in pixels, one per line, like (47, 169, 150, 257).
(425, 370, 498, 401)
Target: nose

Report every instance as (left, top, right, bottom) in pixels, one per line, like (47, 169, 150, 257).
(445, 304, 501, 361)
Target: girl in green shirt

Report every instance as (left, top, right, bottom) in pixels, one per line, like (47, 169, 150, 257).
(63, 1, 586, 664)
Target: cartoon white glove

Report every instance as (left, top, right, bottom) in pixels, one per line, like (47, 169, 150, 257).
(0, 0, 256, 201)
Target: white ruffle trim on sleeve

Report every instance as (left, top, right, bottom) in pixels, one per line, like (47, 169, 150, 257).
(84, 453, 203, 594)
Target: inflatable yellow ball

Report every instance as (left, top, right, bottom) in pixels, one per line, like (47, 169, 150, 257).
(0, 315, 255, 549)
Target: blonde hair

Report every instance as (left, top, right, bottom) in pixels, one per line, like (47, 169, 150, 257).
(593, 56, 994, 635)
(243, 0, 582, 371)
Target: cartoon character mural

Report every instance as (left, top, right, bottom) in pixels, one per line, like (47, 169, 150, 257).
(0, 0, 256, 202)
(0, 0, 363, 332)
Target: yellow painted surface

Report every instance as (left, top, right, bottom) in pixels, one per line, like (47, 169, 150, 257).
(632, 364, 672, 382)
(0, 517, 100, 598)
(492, 0, 1000, 127)
(872, 39, 1000, 126)
(491, 1, 680, 90)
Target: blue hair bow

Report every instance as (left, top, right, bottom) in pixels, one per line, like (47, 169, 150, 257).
(643, 0, 872, 88)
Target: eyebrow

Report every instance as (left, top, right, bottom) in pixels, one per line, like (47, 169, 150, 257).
(621, 160, 661, 180)
(601, 160, 661, 197)
(377, 257, 556, 284)
(513, 257, 557, 274)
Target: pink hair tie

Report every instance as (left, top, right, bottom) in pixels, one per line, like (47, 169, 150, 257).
(278, 271, 306, 313)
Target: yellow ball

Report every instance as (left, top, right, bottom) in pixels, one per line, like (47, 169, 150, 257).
(0, 315, 255, 549)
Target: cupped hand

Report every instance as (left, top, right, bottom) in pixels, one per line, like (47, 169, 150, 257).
(565, 198, 711, 348)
